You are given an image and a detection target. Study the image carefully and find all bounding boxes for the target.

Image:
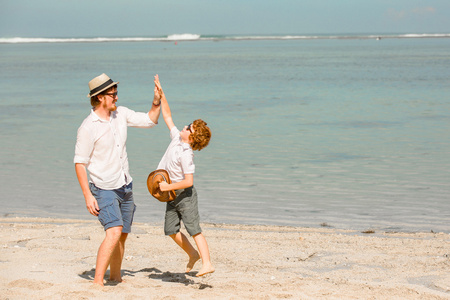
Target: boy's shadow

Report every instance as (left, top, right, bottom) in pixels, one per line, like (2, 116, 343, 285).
(149, 269, 213, 289)
(79, 268, 212, 289)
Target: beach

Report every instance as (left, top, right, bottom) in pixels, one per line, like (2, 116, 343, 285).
(1, 37, 450, 299)
(1, 217, 449, 299)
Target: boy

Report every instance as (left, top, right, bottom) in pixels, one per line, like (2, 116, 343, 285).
(154, 75, 214, 277)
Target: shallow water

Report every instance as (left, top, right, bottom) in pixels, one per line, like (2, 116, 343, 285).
(0, 38, 449, 232)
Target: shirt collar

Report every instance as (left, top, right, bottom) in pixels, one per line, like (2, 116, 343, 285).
(181, 141, 192, 151)
(177, 133, 192, 151)
(90, 109, 115, 123)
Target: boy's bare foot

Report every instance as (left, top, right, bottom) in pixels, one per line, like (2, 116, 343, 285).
(108, 277, 124, 283)
(196, 263, 215, 277)
(186, 252, 201, 273)
(92, 281, 104, 287)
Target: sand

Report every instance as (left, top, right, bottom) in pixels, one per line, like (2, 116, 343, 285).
(0, 217, 449, 299)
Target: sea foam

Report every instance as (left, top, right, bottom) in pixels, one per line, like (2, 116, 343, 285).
(0, 33, 449, 44)
(166, 34, 201, 40)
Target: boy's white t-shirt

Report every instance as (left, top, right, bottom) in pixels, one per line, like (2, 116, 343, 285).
(157, 126, 195, 183)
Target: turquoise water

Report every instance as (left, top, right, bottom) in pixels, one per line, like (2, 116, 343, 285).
(1, 38, 449, 232)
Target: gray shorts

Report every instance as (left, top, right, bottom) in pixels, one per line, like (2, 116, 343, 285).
(89, 182, 136, 233)
(164, 186, 202, 236)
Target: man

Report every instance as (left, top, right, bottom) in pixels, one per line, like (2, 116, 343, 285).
(74, 73, 161, 286)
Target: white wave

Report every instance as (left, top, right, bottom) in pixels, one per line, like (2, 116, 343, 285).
(0, 34, 201, 44)
(1, 33, 449, 44)
(0, 37, 162, 44)
(166, 34, 201, 41)
(400, 33, 450, 38)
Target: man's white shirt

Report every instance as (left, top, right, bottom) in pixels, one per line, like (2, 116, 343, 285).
(74, 106, 155, 190)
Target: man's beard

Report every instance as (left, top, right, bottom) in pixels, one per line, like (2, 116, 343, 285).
(105, 102, 117, 111)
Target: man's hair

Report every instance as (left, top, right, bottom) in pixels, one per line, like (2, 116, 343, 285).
(90, 85, 117, 107)
(190, 119, 211, 151)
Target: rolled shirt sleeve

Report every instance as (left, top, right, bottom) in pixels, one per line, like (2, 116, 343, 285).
(74, 126, 94, 165)
(180, 150, 195, 175)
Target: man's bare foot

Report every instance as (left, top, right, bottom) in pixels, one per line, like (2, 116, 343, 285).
(196, 263, 215, 277)
(186, 252, 201, 273)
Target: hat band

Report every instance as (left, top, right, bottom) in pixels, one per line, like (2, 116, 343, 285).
(89, 79, 114, 96)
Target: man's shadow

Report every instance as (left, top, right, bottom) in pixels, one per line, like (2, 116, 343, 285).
(79, 267, 212, 289)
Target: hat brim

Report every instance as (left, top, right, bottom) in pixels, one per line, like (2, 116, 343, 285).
(147, 169, 176, 202)
(86, 81, 119, 98)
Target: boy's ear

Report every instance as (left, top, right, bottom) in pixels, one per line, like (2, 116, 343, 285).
(189, 133, 196, 145)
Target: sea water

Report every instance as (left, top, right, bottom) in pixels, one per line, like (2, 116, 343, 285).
(0, 35, 449, 232)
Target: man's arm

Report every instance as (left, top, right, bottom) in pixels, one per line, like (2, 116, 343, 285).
(148, 81, 161, 124)
(154, 75, 175, 131)
(75, 163, 99, 216)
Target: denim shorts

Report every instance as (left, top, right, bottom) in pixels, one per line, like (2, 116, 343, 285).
(89, 182, 136, 233)
(164, 186, 202, 236)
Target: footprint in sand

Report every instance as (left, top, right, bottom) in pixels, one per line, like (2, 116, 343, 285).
(8, 279, 53, 290)
(60, 290, 97, 298)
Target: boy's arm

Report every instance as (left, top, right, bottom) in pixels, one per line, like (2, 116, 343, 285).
(154, 75, 175, 131)
(160, 174, 193, 191)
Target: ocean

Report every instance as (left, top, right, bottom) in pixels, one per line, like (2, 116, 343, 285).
(1, 34, 449, 233)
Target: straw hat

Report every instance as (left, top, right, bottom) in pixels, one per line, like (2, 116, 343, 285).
(147, 169, 176, 202)
(87, 73, 119, 98)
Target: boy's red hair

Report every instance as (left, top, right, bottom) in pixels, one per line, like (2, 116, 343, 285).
(191, 119, 211, 151)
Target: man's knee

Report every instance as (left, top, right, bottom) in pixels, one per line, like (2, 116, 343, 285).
(119, 232, 128, 243)
(106, 226, 123, 241)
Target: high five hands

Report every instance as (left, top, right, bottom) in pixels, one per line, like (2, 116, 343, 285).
(153, 74, 162, 106)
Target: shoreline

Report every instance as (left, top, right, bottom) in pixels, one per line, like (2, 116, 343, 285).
(1, 217, 449, 299)
(2, 212, 448, 235)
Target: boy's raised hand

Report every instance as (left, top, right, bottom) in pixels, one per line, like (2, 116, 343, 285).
(153, 74, 163, 105)
(154, 74, 175, 131)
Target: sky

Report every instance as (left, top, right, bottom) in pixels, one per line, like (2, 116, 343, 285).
(1, 0, 449, 38)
